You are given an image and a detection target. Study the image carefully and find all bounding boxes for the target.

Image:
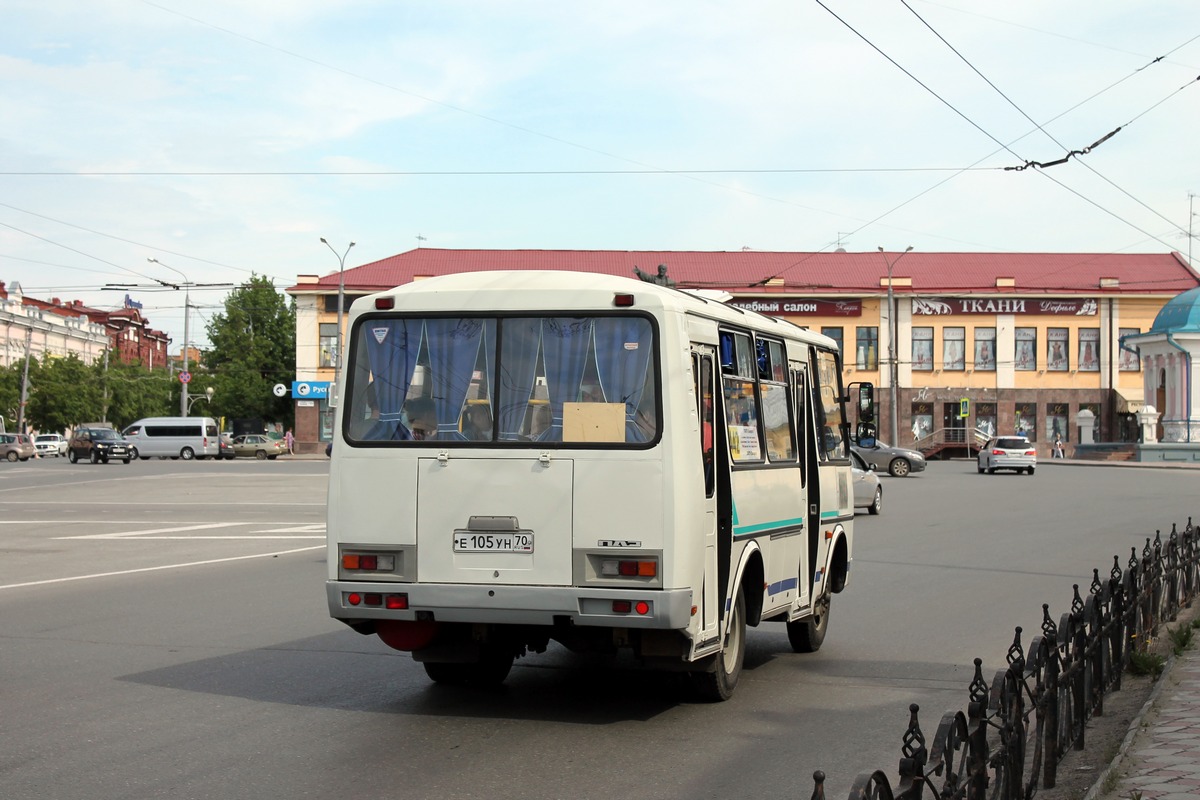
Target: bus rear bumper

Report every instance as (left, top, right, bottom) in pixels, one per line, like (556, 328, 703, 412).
(327, 581, 694, 630)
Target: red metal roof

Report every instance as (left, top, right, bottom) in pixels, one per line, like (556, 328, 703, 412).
(288, 249, 1200, 296)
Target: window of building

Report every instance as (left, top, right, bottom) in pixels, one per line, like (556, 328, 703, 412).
(1015, 327, 1037, 371)
(975, 402, 997, 439)
(1047, 328, 1069, 371)
(1079, 328, 1100, 371)
(323, 294, 358, 313)
(911, 401, 933, 441)
(856, 327, 878, 370)
(943, 327, 965, 371)
(319, 323, 339, 368)
(912, 327, 933, 371)
(1015, 402, 1037, 440)
(1046, 403, 1068, 442)
(821, 327, 843, 357)
(1119, 328, 1141, 371)
(974, 328, 996, 371)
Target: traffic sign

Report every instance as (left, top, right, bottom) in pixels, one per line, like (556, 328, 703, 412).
(273, 383, 288, 397)
(291, 381, 330, 399)
(179, 372, 192, 384)
(959, 398, 970, 418)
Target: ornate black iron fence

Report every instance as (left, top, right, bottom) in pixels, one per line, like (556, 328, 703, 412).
(807, 517, 1198, 800)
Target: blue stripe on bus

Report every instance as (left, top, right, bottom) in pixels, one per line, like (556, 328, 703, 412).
(733, 517, 806, 537)
(767, 577, 799, 595)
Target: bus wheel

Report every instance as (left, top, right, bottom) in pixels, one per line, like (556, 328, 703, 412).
(787, 593, 830, 653)
(423, 648, 514, 686)
(691, 584, 746, 701)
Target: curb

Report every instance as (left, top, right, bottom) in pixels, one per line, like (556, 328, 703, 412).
(1081, 652, 1179, 800)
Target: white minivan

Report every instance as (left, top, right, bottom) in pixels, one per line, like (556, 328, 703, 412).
(122, 417, 221, 460)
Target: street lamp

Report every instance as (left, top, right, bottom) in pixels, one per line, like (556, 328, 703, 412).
(186, 386, 215, 414)
(148, 257, 193, 416)
(320, 238, 355, 403)
(877, 246, 913, 445)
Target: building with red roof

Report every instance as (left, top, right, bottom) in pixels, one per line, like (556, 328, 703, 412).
(286, 248, 1200, 456)
(0, 281, 171, 370)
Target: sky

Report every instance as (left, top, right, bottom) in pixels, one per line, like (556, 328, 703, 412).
(2, 1, 1198, 351)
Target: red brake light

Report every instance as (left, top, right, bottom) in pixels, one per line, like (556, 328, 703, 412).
(635, 601, 650, 615)
(992, 449, 1003, 455)
(1025, 450, 1036, 456)
(612, 600, 632, 613)
(385, 594, 408, 610)
(360, 555, 378, 570)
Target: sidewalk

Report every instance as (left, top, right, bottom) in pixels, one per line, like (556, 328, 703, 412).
(1088, 640, 1200, 800)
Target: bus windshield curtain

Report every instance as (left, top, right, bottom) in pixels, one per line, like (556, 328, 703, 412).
(593, 318, 654, 442)
(425, 319, 491, 440)
(538, 318, 594, 442)
(498, 319, 542, 440)
(363, 319, 420, 440)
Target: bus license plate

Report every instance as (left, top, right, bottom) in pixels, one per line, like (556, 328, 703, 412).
(453, 533, 534, 553)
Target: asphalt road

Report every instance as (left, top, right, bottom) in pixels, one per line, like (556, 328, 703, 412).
(1, 456, 1196, 800)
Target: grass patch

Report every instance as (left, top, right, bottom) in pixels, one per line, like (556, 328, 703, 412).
(1128, 650, 1166, 678)
(1169, 623, 1195, 655)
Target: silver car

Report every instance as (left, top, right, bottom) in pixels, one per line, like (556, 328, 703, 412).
(978, 436, 1037, 475)
(852, 440, 927, 477)
(851, 450, 882, 514)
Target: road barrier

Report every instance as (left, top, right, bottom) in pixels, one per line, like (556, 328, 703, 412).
(808, 517, 1198, 800)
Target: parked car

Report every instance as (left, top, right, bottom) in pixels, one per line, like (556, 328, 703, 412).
(850, 450, 882, 515)
(34, 433, 68, 457)
(851, 440, 927, 477)
(68, 427, 132, 464)
(1, 433, 36, 462)
(978, 436, 1037, 475)
(229, 433, 287, 460)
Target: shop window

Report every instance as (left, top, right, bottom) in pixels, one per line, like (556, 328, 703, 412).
(975, 402, 997, 439)
(1119, 328, 1141, 371)
(1015, 328, 1037, 371)
(1079, 329, 1100, 371)
(821, 327, 843, 357)
(974, 328, 996, 371)
(911, 402, 933, 441)
(943, 327, 965, 371)
(912, 327, 933, 371)
(1015, 402, 1037, 440)
(319, 323, 338, 368)
(856, 327, 879, 370)
(1047, 328, 1069, 371)
(1046, 403, 1068, 442)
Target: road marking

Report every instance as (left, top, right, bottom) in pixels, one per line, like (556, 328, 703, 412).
(0, 546, 326, 591)
(54, 522, 325, 540)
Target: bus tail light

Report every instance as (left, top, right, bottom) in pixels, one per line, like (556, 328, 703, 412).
(342, 552, 396, 572)
(610, 600, 652, 615)
(601, 559, 657, 578)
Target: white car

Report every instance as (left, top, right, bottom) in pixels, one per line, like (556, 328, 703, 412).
(34, 433, 68, 457)
(978, 436, 1037, 475)
(851, 450, 882, 515)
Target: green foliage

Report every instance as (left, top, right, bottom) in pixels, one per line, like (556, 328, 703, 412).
(26, 354, 104, 433)
(1169, 622, 1195, 655)
(103, 358, 176, 428)
(202, 275, 296, 427)
(1128, 650, 1166, 678)
(0, 361, 21, 432)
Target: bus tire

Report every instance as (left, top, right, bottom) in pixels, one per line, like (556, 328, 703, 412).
(691, 584, 746, 702)
(787, 593, 830, 653)
(180, 447, 195, 460)
(423, 648, 514, 687)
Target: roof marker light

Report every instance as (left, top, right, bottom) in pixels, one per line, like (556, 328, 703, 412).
(613, 293, 635, 307)
(375, 297, 395, 310)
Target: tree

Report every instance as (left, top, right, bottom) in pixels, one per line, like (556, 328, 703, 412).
(25, 354, 104, 433)
(203, 275, 296, 426)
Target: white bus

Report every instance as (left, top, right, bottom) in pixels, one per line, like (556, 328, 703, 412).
(122, 416, 221, 460)
(325, 271, 875, 700)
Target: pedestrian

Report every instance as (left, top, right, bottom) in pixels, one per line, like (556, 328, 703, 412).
(1053, 435, 1064, 459)
(284, 427, 295, 455)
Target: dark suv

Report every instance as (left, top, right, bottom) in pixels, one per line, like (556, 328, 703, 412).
(68, 427, 132, 465)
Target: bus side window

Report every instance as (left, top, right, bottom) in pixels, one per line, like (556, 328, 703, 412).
(694, 353, 715, 497)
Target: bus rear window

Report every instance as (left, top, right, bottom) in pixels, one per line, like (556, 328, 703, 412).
(344, 315, 658, 446)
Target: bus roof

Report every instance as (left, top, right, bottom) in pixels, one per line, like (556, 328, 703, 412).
(353, 270, 839, 350)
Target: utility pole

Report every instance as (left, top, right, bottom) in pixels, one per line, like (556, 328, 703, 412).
(17, 327, 32, 434)
(877, 246, 914, 445)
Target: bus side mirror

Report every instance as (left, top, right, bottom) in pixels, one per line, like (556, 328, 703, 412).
(856, 422, 877, 448)
(849, 382, 875, 423)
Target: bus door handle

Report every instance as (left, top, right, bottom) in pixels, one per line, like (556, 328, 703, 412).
(810, 504, 818, 516)
(539, 452, 552, 465)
